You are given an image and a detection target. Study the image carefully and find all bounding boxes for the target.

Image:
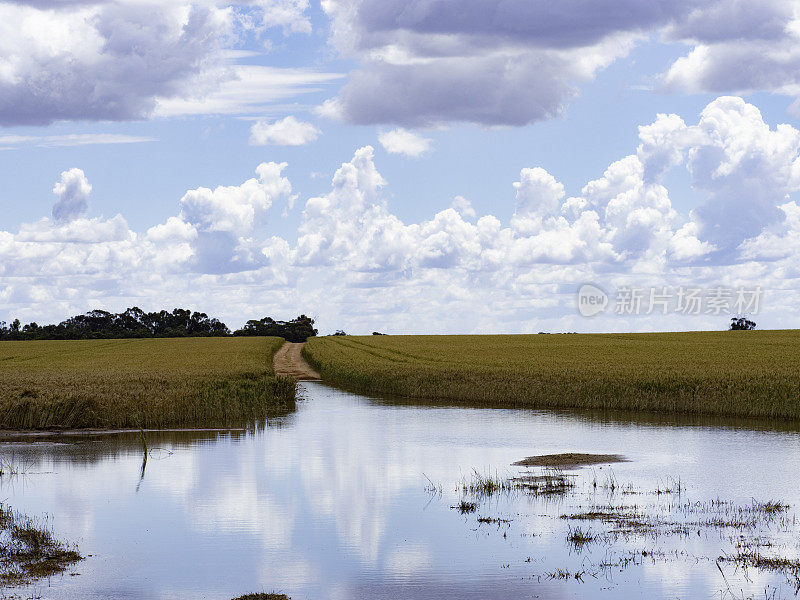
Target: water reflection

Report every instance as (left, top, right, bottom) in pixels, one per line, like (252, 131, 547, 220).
(1, 383, 799, 599)
(366, 390, 800, 434)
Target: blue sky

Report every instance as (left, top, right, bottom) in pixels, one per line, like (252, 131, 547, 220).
(2, 0, 800, 334)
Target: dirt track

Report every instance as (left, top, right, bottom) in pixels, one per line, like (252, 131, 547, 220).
(273, 342, 321, 380)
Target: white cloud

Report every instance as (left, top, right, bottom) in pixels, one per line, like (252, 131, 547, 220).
(683, 97, 800, 260)
(0, 0, 322, 125)
(51, 168, 92, 223)
(318, 0, 688, 126)
(249, 115, 321, 146)
(5, 97, 800, 333)
(378, 128, 432, 158)
(327, 29, 634, 127)
(179, 162, 291, 234)
(8, 0, 800, 131)
(246, 0, 312, 35)
(177, 161, 294, 272)
(319, 0, 800, 127)
(663, 1, 800, 99)
(0, 2, 231, 125)
(450, 196, 476, 219)
(0, 134, 156, 149)
(511, 167, 565, 234)
(154, 66, 344, 118)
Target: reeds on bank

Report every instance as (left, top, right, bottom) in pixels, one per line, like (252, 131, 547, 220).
(303, 331, 800, 421)
(0, 337, 295, 429)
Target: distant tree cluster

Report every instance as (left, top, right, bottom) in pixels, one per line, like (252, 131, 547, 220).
(730, 317, 757, 330)
(0, 308, 229, 340)
(0, 308, 318, 342)
(233, 315, 318, 342)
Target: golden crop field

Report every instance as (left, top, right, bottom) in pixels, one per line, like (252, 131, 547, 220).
(304, 331, 800, 420)
(0, 337, 295, 429)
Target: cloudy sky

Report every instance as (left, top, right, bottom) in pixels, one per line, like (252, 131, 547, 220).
(2, 0, 800, 334)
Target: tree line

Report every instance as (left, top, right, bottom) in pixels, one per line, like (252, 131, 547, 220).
(0, 308, 317, 342)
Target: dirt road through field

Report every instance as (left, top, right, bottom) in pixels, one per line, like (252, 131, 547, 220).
(273, 342, 321, 380)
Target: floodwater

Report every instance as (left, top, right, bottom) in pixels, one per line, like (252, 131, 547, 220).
(3, 382, 800, 600)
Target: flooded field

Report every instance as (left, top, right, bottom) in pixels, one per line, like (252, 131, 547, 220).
(3, 382, 800, 599)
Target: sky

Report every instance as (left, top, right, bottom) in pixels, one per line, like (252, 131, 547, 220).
(2, 0, 800, 334)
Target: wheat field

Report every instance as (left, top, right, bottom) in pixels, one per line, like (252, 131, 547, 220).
(0, 337, 295, 429)
(304, 331, 800, 420)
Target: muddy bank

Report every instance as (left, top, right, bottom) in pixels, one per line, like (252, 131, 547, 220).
(512, 452, 626, 468)
(231, 594, 289, 600)
(0, 503, 83, 586)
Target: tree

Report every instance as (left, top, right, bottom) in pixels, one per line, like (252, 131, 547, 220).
(0, 308, 322, 342)
(233, 315, 317, 342)
(0, 309, 231, 341)
(730, 317, 756, 330)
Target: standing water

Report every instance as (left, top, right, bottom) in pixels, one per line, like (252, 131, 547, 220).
(3, 382, 800, 599)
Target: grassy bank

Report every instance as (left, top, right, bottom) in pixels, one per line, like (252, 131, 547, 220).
(304, 331, 800, 420)
(0, 337, 295, 430)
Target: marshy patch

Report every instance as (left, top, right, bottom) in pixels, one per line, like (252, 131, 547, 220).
(231, 594, 290, 600)
(511, 472, 576, 496)
(457, 469, 576, 500)
(459, 471, 514, 498)
(512, 453, 627, 468)
(566, 525, 597, 550)
(561, 509, 654, 535)
(434, 463, 800, 594)
(452, 500, 477, 514)
(0, 503, 83, 586)
(477, 516, 512, 525)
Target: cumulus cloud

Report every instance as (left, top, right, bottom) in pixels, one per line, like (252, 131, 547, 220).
(319, 0, 800, 127)
(0, 2, 231, 125)
(5, 97, 800, 333)
(177, 161, 294, 272)
(7, 0, 800, 131)
(511, 167, 565, 234)
(51, 169, 92, 223)
(631, 97, 800, 261)
(659, 0, 800, 116)
(319, 0, 696, 126)
(249, 115, 321, 145)
(328, 31, 633, 126)
(686, 97, 800, 258)
(450, 196, 475, 220)
(0, 0, 320, 125)
(663, 0, 800, 98)
(378, 128, 432, 157)
(295, 97, 800, 272)
(242, 0, 311, 35)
